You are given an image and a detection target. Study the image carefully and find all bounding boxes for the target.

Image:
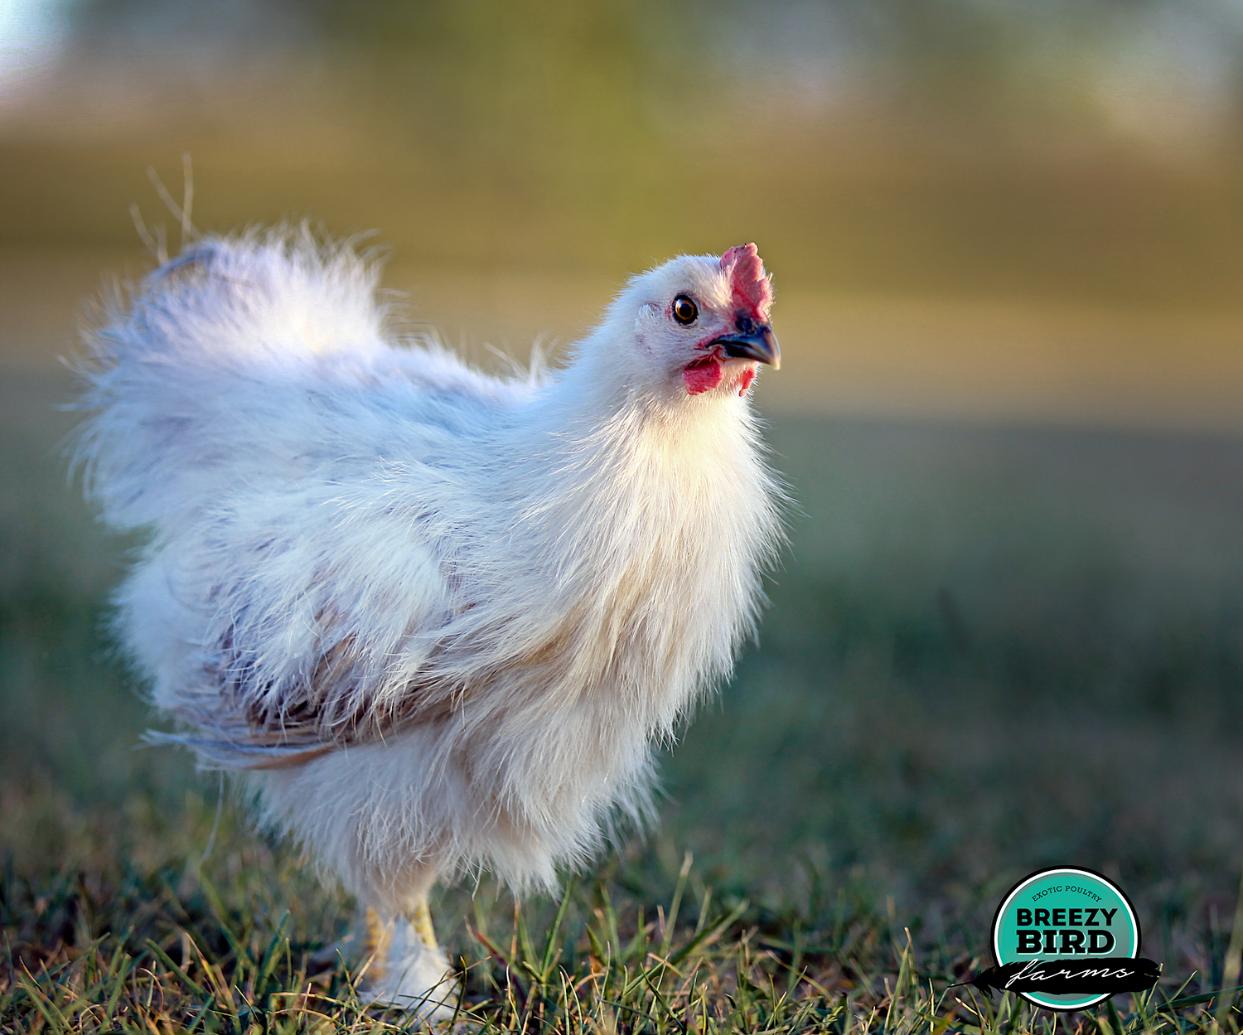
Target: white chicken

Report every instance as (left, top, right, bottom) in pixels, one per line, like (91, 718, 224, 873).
(76, 229, 783, 1018)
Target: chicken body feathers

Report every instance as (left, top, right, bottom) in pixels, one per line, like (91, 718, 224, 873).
(76, 229, 782, 892)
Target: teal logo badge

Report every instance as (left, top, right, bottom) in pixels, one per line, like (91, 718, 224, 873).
(969, 866, 1160, 1011)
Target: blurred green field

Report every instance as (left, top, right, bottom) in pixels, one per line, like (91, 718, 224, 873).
(3, 361, 1243, 1030)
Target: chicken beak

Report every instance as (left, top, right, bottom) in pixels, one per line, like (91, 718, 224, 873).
(711, 324, 781, 370)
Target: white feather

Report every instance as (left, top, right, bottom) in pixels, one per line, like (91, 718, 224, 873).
(75, 227, 784, 905)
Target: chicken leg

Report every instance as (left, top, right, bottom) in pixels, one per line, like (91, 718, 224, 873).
(360, 894, 457, 1020)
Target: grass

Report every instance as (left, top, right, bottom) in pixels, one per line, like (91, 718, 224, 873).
(3, 367, 1243, 1031)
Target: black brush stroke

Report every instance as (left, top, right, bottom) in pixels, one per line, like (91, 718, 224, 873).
(970, 956, 1161, 996)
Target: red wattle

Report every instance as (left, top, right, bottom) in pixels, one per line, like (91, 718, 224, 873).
(683, 356, 724, 395)
(738, 368, 756, 396)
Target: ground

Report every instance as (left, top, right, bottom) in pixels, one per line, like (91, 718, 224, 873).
(2, 369, 1242, 1032)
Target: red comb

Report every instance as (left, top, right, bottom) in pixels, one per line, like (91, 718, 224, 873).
(720, 243, 772, 320)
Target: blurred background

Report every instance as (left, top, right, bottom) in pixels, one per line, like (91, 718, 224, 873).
(3, 0, 1243, 975)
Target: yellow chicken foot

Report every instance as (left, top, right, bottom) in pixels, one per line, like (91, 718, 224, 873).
(362, 906, 394, 983)
(411, 896, 438, 952)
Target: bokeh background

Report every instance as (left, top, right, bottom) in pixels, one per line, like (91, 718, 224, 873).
(3, 0, 1243, 990)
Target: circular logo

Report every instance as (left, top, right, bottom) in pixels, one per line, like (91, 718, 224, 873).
(992, 866, 1141, 1011)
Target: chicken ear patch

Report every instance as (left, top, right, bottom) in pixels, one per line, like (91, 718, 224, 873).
(720, 243, 773, 321)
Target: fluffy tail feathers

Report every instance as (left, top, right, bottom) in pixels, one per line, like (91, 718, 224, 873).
(74, 228, 393, 531)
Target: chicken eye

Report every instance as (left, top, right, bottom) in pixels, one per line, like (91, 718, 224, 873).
(671, 294, 698, 326)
